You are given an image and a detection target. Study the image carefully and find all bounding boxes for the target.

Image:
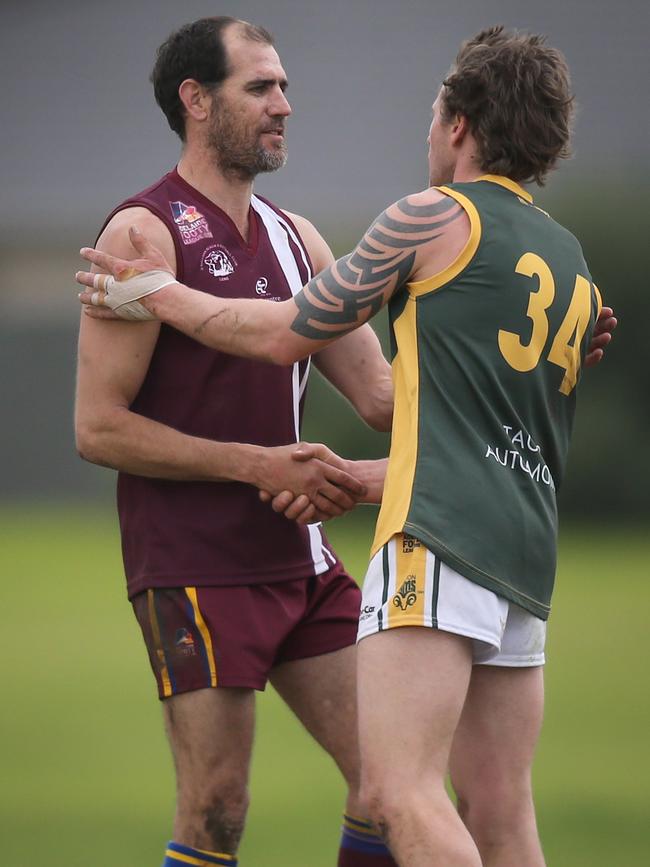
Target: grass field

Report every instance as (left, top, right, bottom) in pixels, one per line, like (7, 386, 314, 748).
(1, 505, 648, 866)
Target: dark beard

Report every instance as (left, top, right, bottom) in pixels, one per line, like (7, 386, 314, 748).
(207, 109, 287, 180)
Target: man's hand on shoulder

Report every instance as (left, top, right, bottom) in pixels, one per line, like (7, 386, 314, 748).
(78, 210, 176, 321)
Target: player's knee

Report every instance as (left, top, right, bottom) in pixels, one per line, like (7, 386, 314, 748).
(455, 774, 534, 837)
(206, 772, 250, 814)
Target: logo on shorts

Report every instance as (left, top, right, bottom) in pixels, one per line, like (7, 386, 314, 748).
(359, 604, 376, 622)
(175, 628, 196, 656)
(169, 201, 213, 245)
(402, 534, 422, 554)
(202, 244, 237, 279)
(393, 576, 417, 611)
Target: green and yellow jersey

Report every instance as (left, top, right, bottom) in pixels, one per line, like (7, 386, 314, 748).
(373, 176, 601, 620)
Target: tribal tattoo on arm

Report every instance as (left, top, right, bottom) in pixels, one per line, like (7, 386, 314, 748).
(291, 194, 464, 340)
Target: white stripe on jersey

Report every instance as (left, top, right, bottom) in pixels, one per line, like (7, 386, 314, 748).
(298, 362, 310, 401)
(250, 196, 311, 440)
(250, 195, 313, 287)
(252, 196, 314, 282)
(250, 196, 330, 575)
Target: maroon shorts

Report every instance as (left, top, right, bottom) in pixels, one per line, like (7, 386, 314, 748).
(132, 564, 361, 699)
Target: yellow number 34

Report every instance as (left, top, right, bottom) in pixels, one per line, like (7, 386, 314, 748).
(498, 252, 595, 395)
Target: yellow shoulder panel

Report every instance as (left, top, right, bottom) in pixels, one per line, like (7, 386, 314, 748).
(407, 186, 482, 298)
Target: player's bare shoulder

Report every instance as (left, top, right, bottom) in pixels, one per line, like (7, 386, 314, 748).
(98, 207, 177, 274)
(392, 187, 472, 284)
(282, 209, 335, 272)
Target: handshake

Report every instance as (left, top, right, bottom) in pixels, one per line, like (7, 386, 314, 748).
(258, 442, 384, 525)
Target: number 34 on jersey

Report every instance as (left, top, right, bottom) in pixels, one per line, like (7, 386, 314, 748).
(498, 251, 600, 395)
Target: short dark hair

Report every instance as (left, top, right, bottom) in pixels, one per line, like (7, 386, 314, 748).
(441, 26, 574, 185)
(151, 16, 275, 141)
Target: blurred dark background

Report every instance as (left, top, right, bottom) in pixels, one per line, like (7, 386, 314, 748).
(1, 0, 647, 519)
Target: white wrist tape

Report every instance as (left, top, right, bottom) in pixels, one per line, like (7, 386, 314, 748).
(91, 269, 177, 320)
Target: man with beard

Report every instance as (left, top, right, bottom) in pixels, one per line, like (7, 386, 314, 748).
(75, 17, 397, 867)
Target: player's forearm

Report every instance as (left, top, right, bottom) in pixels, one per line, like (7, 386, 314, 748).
(142, 282, 306, 365)
(337, 375, 393, 432)
(343, 459, 387, 504)
(355, 374, 394, 432)
(75, 406, 265, 484)
(314, 328, 394, 432)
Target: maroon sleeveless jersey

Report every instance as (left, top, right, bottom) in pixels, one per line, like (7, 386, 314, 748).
(99, 168, 339, 598)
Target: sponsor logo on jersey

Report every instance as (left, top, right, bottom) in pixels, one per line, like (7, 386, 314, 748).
(169, 201, 213, 245)
(253, 276, 282, 302)
(484, 423, 555, 490)
(393, 576, 417, 611)
(201, 244, 237, 279)
(401, 534, 422, 554)
(174, 627, 196, 656)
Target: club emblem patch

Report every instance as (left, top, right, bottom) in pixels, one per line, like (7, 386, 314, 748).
(202, 244, 237, 279)
(393, 576, 417, 611)
(174, 628, 196, 656)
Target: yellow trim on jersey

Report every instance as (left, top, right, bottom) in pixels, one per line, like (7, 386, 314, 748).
(372, 300, 420, 555)
(164, 850, 235, 865)
(387, 535, 428, 628)
(148, 589, 172, 698)
(476, 174, 533, 202)
(185, 587, 218, 688)
(406, 187, 482, 296)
